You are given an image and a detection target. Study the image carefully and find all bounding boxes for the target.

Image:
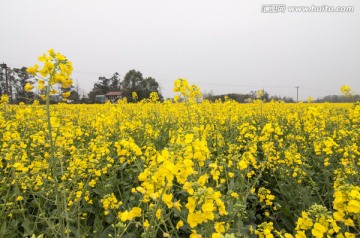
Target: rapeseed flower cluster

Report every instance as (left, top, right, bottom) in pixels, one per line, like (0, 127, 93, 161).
(173, 78, 202, 102)
(25, 49, 73, 100)
(341, 85, 353, 97)
(333, 183, 360, 229)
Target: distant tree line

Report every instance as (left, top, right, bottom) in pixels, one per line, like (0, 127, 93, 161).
(1, 62, 358, 104)
(203, 91, 295, 103)
(314, 94, 360, 103)
(0, 63, 80, 104)
(0, 64, 163, 104)
(87, 69, 163, 103)
(0, 63, 35, 104)
(203, 91, 360, 103)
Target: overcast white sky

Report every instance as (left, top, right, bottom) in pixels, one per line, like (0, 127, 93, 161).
(1, 0, 359, 100)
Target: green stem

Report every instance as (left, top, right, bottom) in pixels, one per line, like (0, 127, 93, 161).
(60, 152, 70, 238)
(45, 67, 70, 238)
(307, 174, 326, 207)
(29, 187, 59, 237)
(144, 180, 168, 238)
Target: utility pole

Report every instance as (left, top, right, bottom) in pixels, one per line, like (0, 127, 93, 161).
(76, 78, 80, 102)
(0, 64, 3, 91)
(76, 78, 79, 95)
(295, 86, 300, 102)
(5, 64, 8, 95)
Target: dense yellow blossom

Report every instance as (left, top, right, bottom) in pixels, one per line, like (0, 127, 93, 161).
(1, 77, 360, 237)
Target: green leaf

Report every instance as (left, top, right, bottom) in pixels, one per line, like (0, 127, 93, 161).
(21, 218, 34, 236)
(1, 222, 7, 235)
(94, 215, 104, 237)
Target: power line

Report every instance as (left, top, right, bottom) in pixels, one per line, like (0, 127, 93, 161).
(0, 61, 107, 76)
(301, 87, 339, 94)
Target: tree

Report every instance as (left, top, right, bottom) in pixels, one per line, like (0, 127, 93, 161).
(121, 70, 143, 99)
(0, 64, 35, 104)
(88, 87, 105, 103)
(88, 72, 122, 102)
(269, 95, 295, 103)
(204, 93, 252, 103)
(110, 72, 121, 91)
(0, 64, 8, 97)
(88, 69, 163, 103)
(12, 67, 35, 103)
(66, 91, 80, 103)
(137, 77, 163, 101)
(95, 76, 111, 93)
(121, 70, 163, 101)
(315, 94, 360, 103)
(61, 86, 80, 103)
(250, 90, 270, 101)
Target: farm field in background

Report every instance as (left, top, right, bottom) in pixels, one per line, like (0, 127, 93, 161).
(1, 97, 359, 237)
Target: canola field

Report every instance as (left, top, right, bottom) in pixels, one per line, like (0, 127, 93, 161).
(1, 96, 360, 238)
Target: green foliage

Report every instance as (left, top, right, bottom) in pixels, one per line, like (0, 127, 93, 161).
(0, 65, 35, 104)
(89, 70, 163, 103)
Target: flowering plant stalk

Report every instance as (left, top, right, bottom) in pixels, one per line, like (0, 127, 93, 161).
(0, 94, 9, 118)
(173, 78, 202, 127)
(341, 85, 356, 102)
(26, 49, 73, 237)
